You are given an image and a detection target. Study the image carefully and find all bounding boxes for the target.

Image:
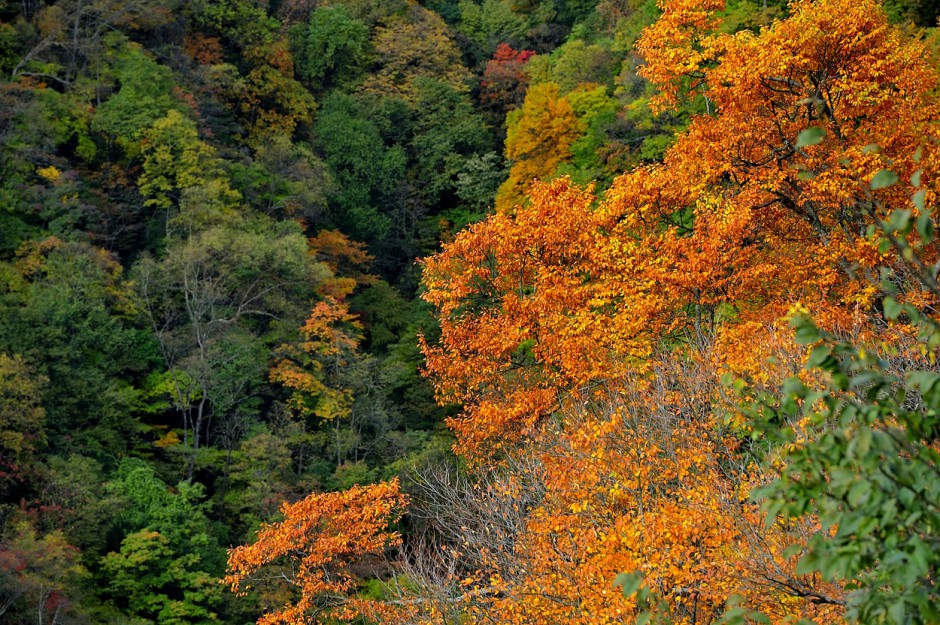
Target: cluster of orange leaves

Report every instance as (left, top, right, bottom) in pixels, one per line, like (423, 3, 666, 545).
(269, 230, 374, 421)
(426, 0, 940, 456)
(223, 479, 407, 625)
(228, 0, 940, 623)
(418, 0, 940, 622)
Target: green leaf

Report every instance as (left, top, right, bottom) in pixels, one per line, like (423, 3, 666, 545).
(847, 480, 871, 507)
(908, 371, 940, 394)
(883, 297, 902, 320)
(871, 170, 899, 190)
(888, 209, 913, 233)
(916, 209, 933, 241)
(855, 427, 873, 457)
(889, 600, 906, 624)
(613, 572, 642, 598)
(911, 169, 923, 187)
(793, 319, 821, 344)
(795, 127, 825, 148)
(806, 345, 833, 368)
(913, 189, 926, 211)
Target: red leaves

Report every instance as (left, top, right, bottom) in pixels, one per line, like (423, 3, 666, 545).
(481, 44, 536, 112)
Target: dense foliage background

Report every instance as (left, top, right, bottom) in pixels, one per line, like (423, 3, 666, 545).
(1, 1, 939, 624)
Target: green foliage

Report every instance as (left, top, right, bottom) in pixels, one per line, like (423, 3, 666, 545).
(351, 281, 416, 354)
(719, 0, 787, 33)
(557, 83, 619, 184)
(0, 353, 45, 497)
(526, 38, 618, 92)
(872, 169, 900, 190)
(607, 0, 661, 51)
(0, 85, 99, 251)
(231, 137, 333, 222)
(744, 312, 940, 624)
(0, 240, 158, 460)
(0, 20, 24, 76)
(555, 0, 601, 25)
(328, 0, 409, 26)
(795, 126, 825, 148)
(411, 78, 492, 207)
(36, 455, 117, 555)
(454, 151, 506, 212)
(223, 426, 306, 530)
(193, 0, 277, 49)
(330, 460, 378, 489)
(92, 45, 180, 152)
(134, 212, 327, 478)
(456, 0, 528, 58)
(102, 460, 224, 624)
(298, 5, 370, 88)
(313, 93, 406, 241)
(138, 110, 239, 212)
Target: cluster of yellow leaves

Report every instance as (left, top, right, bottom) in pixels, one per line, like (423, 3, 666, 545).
(269, 297, 363, 421)
(495, 83, 585, 212)
(239, 39, 317, 141)
(223, 480, 408, 625)
(36, 165, 61, 183)
(361, 5, 472, 104)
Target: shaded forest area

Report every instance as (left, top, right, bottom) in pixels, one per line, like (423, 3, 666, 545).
(2, 0, 940, 624)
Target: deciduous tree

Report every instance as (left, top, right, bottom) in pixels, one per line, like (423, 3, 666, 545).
(224, 480, 407, 625)
(494, 82, 584, 211)
(418, 1, 940, 622)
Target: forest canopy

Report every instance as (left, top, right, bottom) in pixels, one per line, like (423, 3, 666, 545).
(1, 1, 939, 624)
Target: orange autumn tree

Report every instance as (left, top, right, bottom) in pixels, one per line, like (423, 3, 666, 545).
(417, 0, 940, 623)
(421, 177, 844, 624)
(426, 0, 940, 472)
(270, 230, 375, 421)
(224, 480, 408, 625)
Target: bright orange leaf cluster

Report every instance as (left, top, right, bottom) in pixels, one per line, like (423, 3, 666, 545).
(269, 230, 374, 420)
(223, 479, 407, 625)
(417, 0, 940, 622)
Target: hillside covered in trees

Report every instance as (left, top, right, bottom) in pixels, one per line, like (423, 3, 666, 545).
(2, 0, 940, 624)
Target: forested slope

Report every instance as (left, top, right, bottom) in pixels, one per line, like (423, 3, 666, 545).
(2, 1, 940, 624)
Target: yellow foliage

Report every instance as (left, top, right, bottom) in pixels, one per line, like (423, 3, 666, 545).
(495, 83, 585, 212)
(37, 165, 61, 182)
